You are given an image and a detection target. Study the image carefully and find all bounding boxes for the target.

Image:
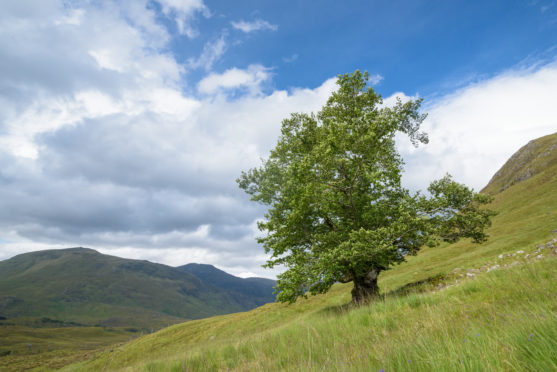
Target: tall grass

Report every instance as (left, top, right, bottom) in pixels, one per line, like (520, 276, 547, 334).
(66, 256, 557, 371)
(0, 326, 137, 372)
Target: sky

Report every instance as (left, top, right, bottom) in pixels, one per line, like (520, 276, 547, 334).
(1, 0, 557, 278)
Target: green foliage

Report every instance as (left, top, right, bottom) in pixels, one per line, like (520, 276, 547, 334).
(238, 70, 494, 303)
(63, 132, 557, 371)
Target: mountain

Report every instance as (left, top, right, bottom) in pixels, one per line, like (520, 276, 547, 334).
(68, 131, 557, 371)
(179, 263, 275, 308)
(482, 131, 557, 194)
(0, 248, 275, 328)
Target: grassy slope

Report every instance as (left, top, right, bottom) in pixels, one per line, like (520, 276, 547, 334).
(63, 133, 557, 371)
(67, 259, 557, 372)
(0, 325, 139, 372)
(482, 131, 557, 195)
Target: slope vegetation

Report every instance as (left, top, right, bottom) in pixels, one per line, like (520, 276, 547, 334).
(179, 263, 275, 308)
(0, 248, 274, 329)
(482, 131, 557, 194)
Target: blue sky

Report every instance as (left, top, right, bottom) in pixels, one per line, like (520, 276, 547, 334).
(0, 0, 556, 278)
(170, 0, 557, 96)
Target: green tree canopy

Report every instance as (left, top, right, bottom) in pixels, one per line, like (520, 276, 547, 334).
(238, 71, 494, 303)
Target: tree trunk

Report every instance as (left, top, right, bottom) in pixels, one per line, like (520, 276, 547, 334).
(351, 270, 379, 304)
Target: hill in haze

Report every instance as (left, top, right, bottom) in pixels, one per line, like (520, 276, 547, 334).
(179, 263, 275, 308)
(0, 248, 275, 329)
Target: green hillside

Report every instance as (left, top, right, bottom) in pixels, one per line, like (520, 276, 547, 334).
(0, 248, 273, 329)
(179, 264, 275, 308)
(63, 132, 557, 371)
(482, 131, 557, 195)
(0, 324, 139, 372)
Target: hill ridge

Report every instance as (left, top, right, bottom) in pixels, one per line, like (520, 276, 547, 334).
(179, 263, 275, 308)
(0, 248, 276, 328)
(482, 131, 557, 194)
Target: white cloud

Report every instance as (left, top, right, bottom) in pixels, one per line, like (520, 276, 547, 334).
(231, 19, 277, 33)
(188, 33, 227, 71)
(369, 74, 384, 86)
(54, 8, 85, 26)
(282, 54, 298, 63)
(397, 62, 557, 192)
(0, 71, 336, 275)
(2, 1, 557, 280)
(156, 0, 209, 37)
(0, 0, 337, 277)
(197, 64, 271, 95)
(382, 91, 416, 107)
(0, 1, 184, 159)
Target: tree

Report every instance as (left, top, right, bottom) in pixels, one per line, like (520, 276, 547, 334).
(238, 71, 494, 304)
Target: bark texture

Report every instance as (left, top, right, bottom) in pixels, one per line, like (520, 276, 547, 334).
(351, 270, 379, 303)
